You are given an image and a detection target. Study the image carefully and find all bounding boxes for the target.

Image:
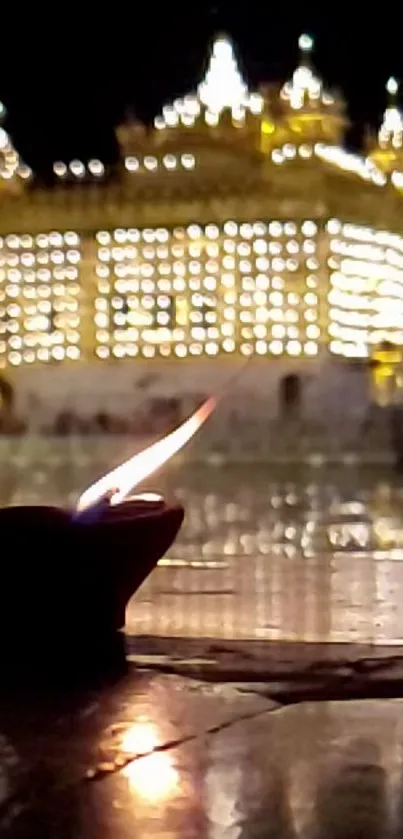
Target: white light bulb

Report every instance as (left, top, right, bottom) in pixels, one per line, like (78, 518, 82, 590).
(299, 33, 313, 52)
(387, 77, 398, 96)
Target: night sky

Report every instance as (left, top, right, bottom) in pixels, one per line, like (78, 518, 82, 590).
(0, 5, 397, 179)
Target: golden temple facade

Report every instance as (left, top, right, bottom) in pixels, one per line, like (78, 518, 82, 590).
(2, 33, 403, 373)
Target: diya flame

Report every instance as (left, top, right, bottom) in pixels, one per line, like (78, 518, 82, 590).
(76, 396, 216, 512)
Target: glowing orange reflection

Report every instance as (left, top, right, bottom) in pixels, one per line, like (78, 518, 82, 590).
(121, 720, 179, 804)
(77, 397, 216, 512)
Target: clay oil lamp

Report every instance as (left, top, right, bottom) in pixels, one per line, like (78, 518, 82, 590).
(0, 398, 216, 681)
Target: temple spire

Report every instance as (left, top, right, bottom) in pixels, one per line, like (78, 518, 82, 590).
(378, 77, 403, 150)
(153, 34, 263, 131)
(197, 36, 249, 116)
(0, 101, 32, 189)
(282, 34, 322, 111)
(278, 33, 346, 145)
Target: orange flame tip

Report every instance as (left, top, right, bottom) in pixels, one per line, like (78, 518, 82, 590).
(76, 396, 216, 512)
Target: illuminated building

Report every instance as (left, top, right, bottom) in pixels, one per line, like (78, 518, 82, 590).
(2, 34, 403, 426)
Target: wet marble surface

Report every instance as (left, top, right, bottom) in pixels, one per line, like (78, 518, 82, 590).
(2, 450, 403, 646)
(2, 672, 403, 837)
(129, 465, 403, 645)
(2, 448, 403, 835)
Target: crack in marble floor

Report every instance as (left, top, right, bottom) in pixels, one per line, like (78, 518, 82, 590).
(87, 697, 277, 783)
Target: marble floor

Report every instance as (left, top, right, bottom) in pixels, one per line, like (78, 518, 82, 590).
(127, 464, 403, 645)
(3, 447, 403, 836)
(2, 672, 403, 838)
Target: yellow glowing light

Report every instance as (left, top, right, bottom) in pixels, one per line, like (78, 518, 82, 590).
(121, 721, 178, 804)
(261, 120, 275, 135)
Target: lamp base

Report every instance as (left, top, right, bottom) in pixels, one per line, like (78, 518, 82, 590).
(0, 500, 184, 684)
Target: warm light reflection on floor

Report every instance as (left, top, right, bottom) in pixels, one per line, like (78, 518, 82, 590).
(120, 720, 179, 804)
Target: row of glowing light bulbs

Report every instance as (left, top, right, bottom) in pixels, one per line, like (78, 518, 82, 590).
(0, 265, 78, 294)
(85, 220, 403, 254)
(1, 285, 77, 303)
(95, 312, 318, 336)
(0, 286, 79, 304)
(330, 239, 403, 269)
(94, 338, 319, 361)
(0, 164, 31, 181)
(94, 315, 321, 339)
(327, 220, 403, 252)
(273, 143, 389, 188)
(1, 327, 79, 346)
(111, 280, 317, 302)
(124, 154, 196, 173)
(96, 272, 318, 294)
(0, 252, 80, 270)
(52, 154, 198, 178)
(331, 259, 403, 284)
(1, 326, 80, 344)
(1, 309, 79, 333)
(94, 306, 317, 327)
(97, 256, 318, 278)
(329, 243, 403, 281)
(4, 337, 319, 364)
(0, 232, 80, 250)
(96, 220, 319, 244)
(329, 282, 403, 307)
(98, 238, 318, 264)
(270, 142, 403, 196)
(98, 289, 318, 310)
(331, 274, 403, 300)
(154, 93, 264, 131)
(96, 277, 315, 317)
(95, 321, 317, 343)
(5, 346, 80, 366)
(330, 312, 403, 330)
(0, 217, 352, 246)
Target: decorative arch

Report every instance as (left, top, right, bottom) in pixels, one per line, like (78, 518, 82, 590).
(279, 373, 302, 418)
(0, 374, 14, 411)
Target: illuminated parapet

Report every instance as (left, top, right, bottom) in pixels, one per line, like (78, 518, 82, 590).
(327, 219, 403, 358)
(53, 159, 105, 181)
(120, 150, 197, 176)
(93, 220, 323, 361)
(0, 231, 82, 368)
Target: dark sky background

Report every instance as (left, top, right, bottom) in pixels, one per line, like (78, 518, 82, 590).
(0, 4, 398, 179)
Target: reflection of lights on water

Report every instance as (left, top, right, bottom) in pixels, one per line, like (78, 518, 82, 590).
(120, 720, 179, 804)
(328, 522, 370, 549)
